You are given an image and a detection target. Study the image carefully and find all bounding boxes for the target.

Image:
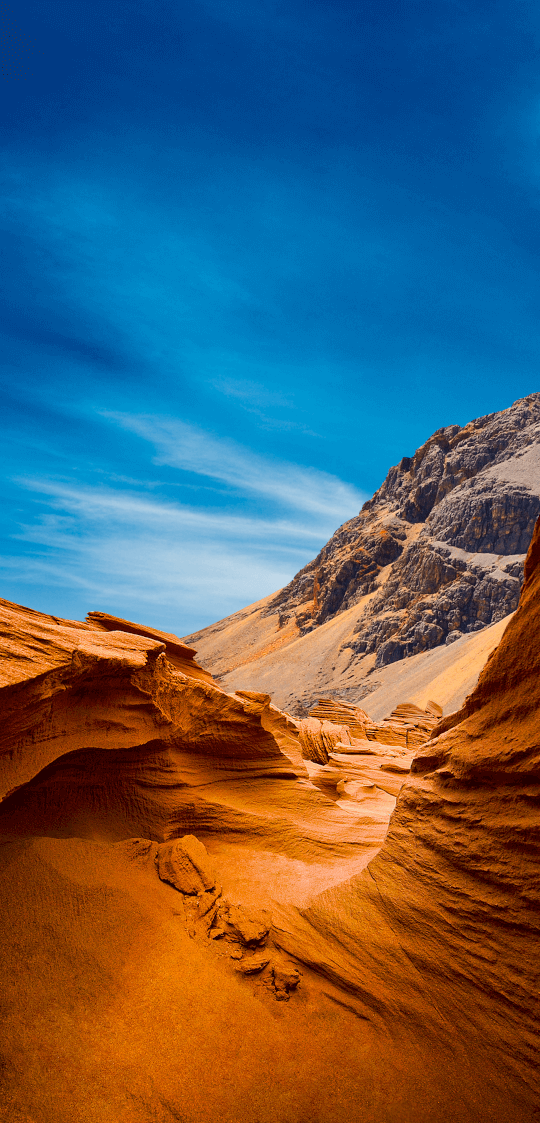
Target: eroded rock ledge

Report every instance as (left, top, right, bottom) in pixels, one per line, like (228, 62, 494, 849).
(0, 597, 409, 858)
(1, 531, 540, 1119)
(273, 516, 540, 1107)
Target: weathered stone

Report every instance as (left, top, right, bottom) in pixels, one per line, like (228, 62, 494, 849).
(235, 955, 270, 975)
(157, 835, 216, 895)
(186, 394, 540, 699)
(271, 963, 301, 999)
(298, 717, 352, 764)
(221, 904, 272, 947)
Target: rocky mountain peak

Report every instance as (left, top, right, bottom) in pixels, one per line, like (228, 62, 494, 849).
(370, 390, 540, 527)
(264, 393, 540, 662)
(185, 393, 540, 714)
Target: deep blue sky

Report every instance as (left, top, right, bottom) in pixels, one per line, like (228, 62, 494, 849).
(1, 0, 540, 633)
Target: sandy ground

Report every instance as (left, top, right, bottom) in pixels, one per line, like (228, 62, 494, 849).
(0, 833, 528, 1123)
(362, 614, 511, 718)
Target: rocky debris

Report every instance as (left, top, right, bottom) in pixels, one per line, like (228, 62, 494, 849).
(218, 903, 272, 947)
(208, 900, 301, 996)
(197, 887, 221, 921)
(271, 962, 301, 1000)
(157, 835, 216, 895)
(235, 955, 271, 976)
(205, 902, 302, 996)
(90, 835, 296, 999)
(185, 395, 540, 699)
(153, 835, 223, 935)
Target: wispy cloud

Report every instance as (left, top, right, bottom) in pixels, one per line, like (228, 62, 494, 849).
(6, 455, 364, 632)
(3, 489, 303, 630)
(14, 478, 332, 544)
(101, 412, 365, 519)
(3, 405, 365, 631)
(209, 375, 320, 434)
(210, 376, 294, 408)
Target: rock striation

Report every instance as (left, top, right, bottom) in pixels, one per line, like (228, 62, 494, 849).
(186, 394, 540, 711)
(0, 596, 401, 860)
(272, 514, 540, 1110)
(2, 521, 540, 1118)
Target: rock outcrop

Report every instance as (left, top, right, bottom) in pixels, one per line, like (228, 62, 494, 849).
(273, 514, 540, 1111)
(1, 527, 540, 1121)
(185, 394, 540, 712)
(2, 516, 540, 1119)
(0, 596, 399, 860)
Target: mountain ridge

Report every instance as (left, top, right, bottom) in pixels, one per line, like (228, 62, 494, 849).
(185, 393, 540, 712)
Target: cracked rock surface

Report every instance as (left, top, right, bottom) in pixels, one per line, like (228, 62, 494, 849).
(186, 393, 540, 713)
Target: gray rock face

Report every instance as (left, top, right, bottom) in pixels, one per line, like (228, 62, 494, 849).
(265, 394, 540, 667)
(427, 480, 540, 554)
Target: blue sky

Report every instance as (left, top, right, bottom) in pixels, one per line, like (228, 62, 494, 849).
(1, 0, 540, 634)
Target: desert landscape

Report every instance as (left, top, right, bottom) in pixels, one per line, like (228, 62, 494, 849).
(1, 395, 540, 1122)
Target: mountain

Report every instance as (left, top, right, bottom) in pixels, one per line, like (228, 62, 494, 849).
(185, 392, 540, 714)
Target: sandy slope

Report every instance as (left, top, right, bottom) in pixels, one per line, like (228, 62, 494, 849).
(0, 834, 518, 1123)
(203, 600, 511, 719)
(186, 395, 540, 714)
(362, 612, 511, 718)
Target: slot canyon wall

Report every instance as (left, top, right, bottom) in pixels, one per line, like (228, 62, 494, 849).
(0, 520, 539, 1119)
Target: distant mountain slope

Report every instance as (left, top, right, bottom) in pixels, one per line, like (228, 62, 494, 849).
(185, 393, 540, 713)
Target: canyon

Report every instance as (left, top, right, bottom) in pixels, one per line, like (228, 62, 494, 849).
(1, 395, 540, 1122)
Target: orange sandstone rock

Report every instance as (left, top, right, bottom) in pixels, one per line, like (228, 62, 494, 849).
(274, 516, 540, 1109)
(0, 597, 389, 858)
(157, 835, 216, 894)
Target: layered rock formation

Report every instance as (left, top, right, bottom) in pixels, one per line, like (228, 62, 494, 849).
(2, 513, 540, 1118)
(186, 393, 540, 712)
(272, 514, 540, 1112)
(0, 597, 410, 868)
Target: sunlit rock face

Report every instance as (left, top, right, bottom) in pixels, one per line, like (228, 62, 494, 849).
(275, 515, 540, 1109)
(186, 394, 540, 713)
(1, 526, 540, 1119)
(0, 598, 395, 859)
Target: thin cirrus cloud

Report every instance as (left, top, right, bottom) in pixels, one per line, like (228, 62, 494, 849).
(101, 411, 366, 521)
(8, 421, 366, 632)
(9, 479, 308, 604)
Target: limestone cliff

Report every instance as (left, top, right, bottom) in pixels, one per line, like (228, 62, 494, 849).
(185, 393, 540, 713)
